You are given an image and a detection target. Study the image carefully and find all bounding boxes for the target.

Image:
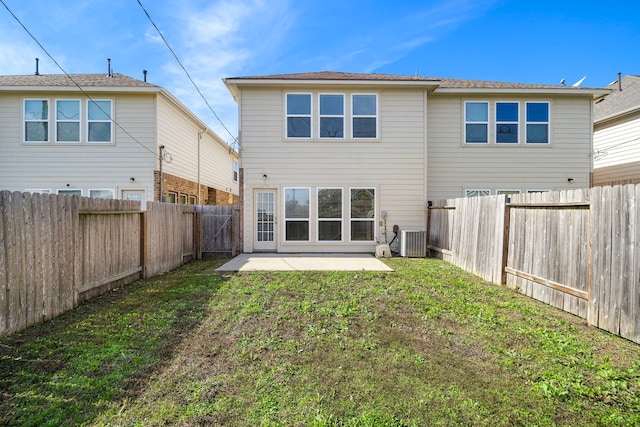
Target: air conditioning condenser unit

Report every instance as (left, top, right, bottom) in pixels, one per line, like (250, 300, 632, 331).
(400, 230, 426, 257)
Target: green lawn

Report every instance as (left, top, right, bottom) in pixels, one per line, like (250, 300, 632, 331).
(1, 258, 639, 426)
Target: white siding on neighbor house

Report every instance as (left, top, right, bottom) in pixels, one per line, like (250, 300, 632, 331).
(0, 92, 157, 199)
(426, 95, 593, 201)
(157, 96, 238, 198)
(593, 112, 640, 185)
(239, 87, 428, 253)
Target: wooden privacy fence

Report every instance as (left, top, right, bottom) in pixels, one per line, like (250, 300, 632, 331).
(0, 191, 240, 338)
(427, 185, 640, 344)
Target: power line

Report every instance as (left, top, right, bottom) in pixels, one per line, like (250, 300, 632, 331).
(0, 0, 160, 159)
(136, 0, 238, 147)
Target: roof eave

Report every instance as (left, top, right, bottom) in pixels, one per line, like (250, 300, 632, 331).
(595, 105, 640, 124)
(434, 87, 611, 98)
(0, 85, 162, 93)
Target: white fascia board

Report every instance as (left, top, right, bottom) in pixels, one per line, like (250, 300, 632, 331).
(434, 87, 611, 98)
(0, 85, 162, 93)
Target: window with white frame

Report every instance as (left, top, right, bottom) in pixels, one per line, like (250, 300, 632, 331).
(465, 189, 491, 197)
(87, 100, 112, 143)
(319, 94, 344, 138)
(24, 99, 49, 142)
(495, 102, 518, 144)
(189, 195, 196, 205)
(179, 194, 188, 204)
(56, 100, 80, 142)
(465, 101, 488, 144)
(25, 189, 51, 194)
(286, 93, 311, 138)
(167, 192, 177, 203)
(497, 189, 520, 196)
(352, 94, 377, 138)
(57, 189, 82, 196)
(317, 188, 342, 241)
(233, 160, 238, 182)
(284, 187, 310, 241)
(526, 102, 549, 144)
(350, 188, 375, 241)
(89, 189, 114, 199)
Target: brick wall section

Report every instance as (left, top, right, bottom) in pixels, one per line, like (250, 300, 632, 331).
(154, 171, 238, 205)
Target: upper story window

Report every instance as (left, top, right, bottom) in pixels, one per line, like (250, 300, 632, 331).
(56, 100, 80, 143)
(319, 94, 344, 138)
(24, 99, 49, 142)
(233, 160, 239, 182)
(352, 94, 377, 138)
(526, 102, 549, 144)
(495, 102, 518, 144)
(286, 93, 311, 138)
(465, 102, 488, 144)
(88, 100, 112, 143)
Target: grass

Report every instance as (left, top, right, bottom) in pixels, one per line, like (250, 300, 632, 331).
(1, 258, 639, 426)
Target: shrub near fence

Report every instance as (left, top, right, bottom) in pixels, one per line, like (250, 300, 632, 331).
(427, 184, 640, 344)
(0, 192, 225, 338)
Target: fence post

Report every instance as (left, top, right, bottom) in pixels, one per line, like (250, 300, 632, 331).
(501, 202, 511, 285)
(140, 211, 148, 278)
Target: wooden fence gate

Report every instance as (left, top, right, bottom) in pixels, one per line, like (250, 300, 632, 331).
(194, 205, 240, 259)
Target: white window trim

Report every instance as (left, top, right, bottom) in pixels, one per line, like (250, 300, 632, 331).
(285, 93, 312, 139)
(317, 187, 344, 243)
(526, 189, 551, 193)
(318, 93, 345, 139)
(348, 187, 376, 243)
(25, 189, 51, 194)
(495, 101, 519, 144)
(57, 189, 83, 196)
(464, 101, 489, 144)
(465, 189, 491, 197)
(497, 189, 521, 195)
(89, 189, 115, 199)
(283, 187, 311, 242)
(351, 93, 378, 139)
(23, 99, 50, 143)
(55, 99, 81, 143)
(87, 99, 113, 143)
(167, 191, 178, 203)
(525, 101, 551, 145)
(233, 160, 239, 182)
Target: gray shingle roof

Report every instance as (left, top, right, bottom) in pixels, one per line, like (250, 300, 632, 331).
(593, 75, 640, 122)
(0, 73, 158, 89)
(225, 70, 598, 91)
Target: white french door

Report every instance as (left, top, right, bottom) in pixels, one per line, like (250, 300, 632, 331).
(254, 190, 277, 251)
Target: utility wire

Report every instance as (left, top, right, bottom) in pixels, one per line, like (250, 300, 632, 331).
(0, 0, 160, 159)
(136, 0, 238, 148)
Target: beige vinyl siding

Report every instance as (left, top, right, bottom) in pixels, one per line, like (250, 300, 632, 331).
(239, 87, 428, 253)
(593, 111, 640, 169)
(157, 95, 238, 197)
(427, 95, 593, 200)
(0, 92, 157, 199)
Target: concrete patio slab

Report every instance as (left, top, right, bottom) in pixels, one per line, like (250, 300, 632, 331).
(216, 253, 394, 272)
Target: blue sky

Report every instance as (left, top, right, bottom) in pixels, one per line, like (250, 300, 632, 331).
(1, 0, 638, 144)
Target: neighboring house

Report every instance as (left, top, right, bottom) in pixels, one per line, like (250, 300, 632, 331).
(224, 71, 607, 253)
(592, 74, 640, 186)
(0, 72, 238, 205)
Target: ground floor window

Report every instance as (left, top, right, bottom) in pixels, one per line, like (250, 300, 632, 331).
(317, 188, 342, 241)
(350, 188, 375, 241)
(284, 187, 310, 241)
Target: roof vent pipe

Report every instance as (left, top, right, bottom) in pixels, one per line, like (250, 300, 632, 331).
(618, 72, 622, 91)
(35, 58, 40, 75)
(107, 58, 112, 77)
(143, 69, 147, 82)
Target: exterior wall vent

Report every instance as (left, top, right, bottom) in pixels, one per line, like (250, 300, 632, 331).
(400, 230, 426, 257)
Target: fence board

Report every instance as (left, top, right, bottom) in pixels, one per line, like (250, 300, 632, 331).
(0, 192, 8, 334)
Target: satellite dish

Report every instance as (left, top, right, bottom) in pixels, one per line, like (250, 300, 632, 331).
(572, 76, 586, 87)
(560, 78, 566, 86)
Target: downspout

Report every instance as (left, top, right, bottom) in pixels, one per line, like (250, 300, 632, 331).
(159, 145, 165, 202)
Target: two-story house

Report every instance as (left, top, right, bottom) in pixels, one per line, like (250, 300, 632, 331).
(0, 72, 238, 205)
(592, 74, 640, 186)
(224, 71, 607, 254)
